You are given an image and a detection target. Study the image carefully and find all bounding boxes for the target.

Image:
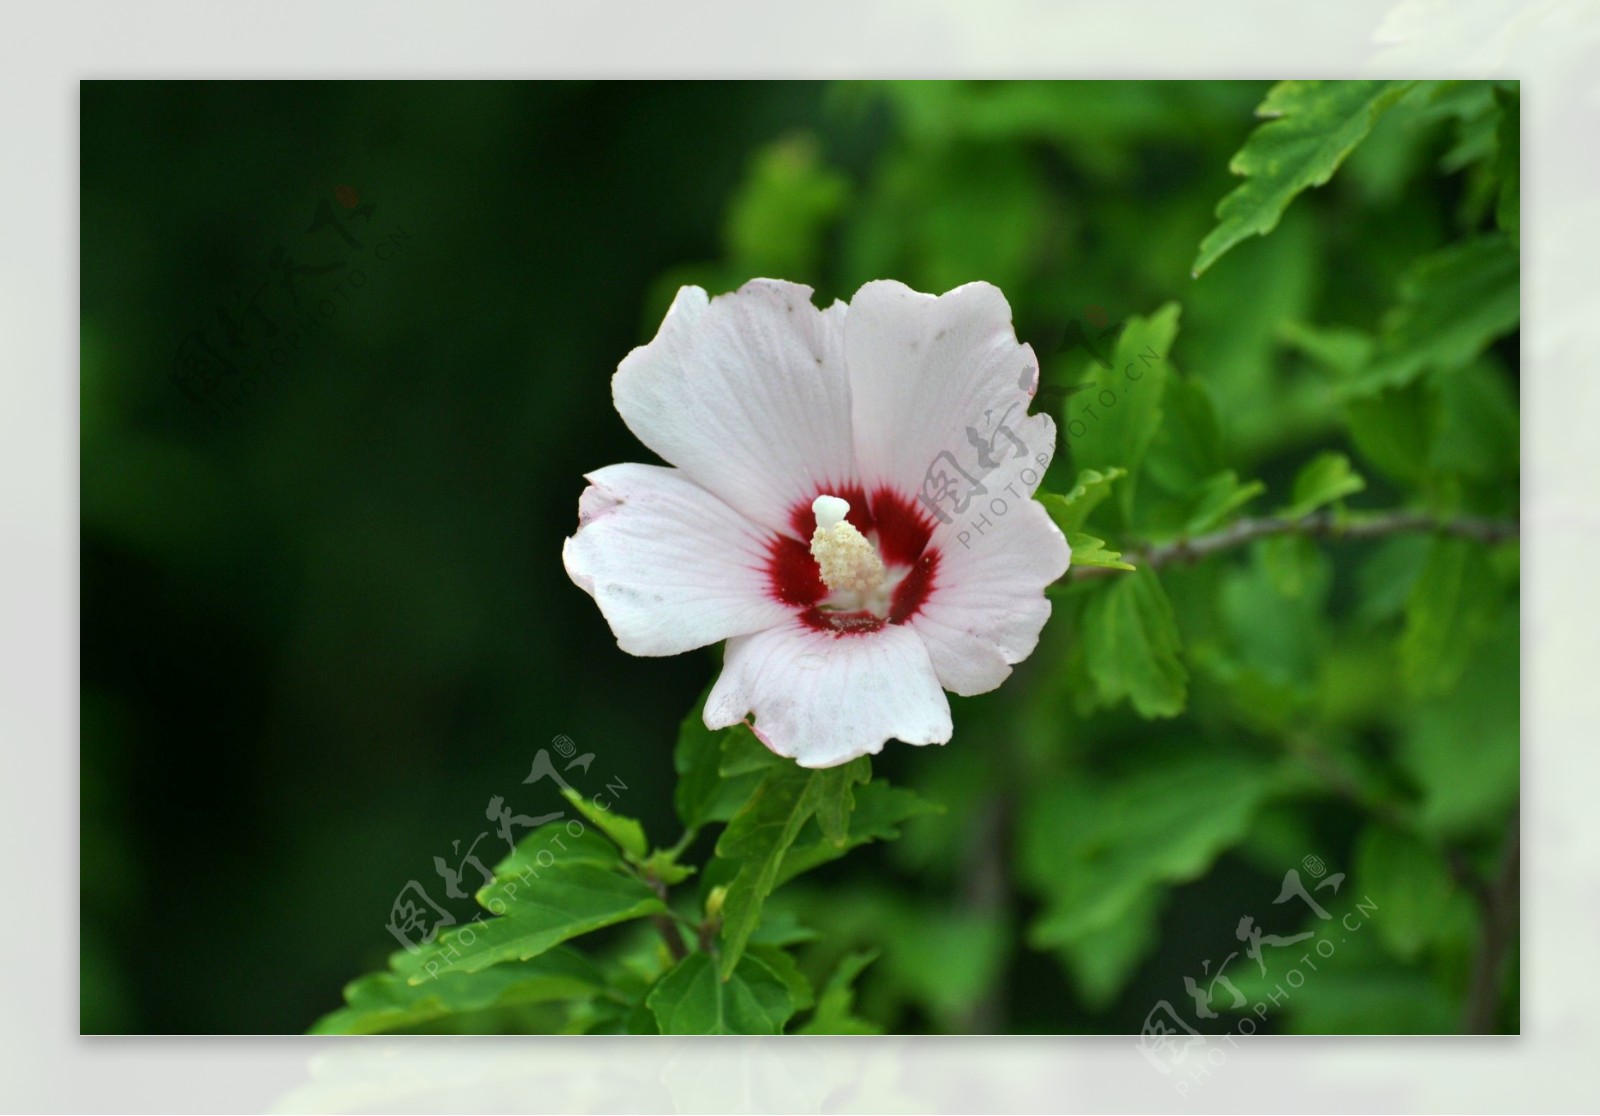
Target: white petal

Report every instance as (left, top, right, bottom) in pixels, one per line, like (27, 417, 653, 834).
(562, 463, 792, 657)
(705, 621, 952, 768)
(909, 499, 1071, 695)
(845, 280, 1056, 544)
(613, 280, 856, 535)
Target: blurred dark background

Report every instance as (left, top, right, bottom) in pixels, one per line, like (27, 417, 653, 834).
(83, 80, 1512, 1035)
(81, 81, 862, 1033)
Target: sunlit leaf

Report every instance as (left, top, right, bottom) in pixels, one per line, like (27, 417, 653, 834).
(1195, 80, 1414, 275)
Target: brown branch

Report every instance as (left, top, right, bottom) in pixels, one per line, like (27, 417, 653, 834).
(1462, 818, 1520, 1033)
(1070, 510, 1519, 581)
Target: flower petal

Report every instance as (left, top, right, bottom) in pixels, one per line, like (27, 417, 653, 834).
(562, 463, 792, 657)
(845, 280, 1056, 543)
(612, 280, 856, 535)
(705, 621, 952, 768)
(909, 499, 1071, 695)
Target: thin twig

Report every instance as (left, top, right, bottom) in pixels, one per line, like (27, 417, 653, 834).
(1069, 510, 1519, 581)
(1462, 818, 1520, 1033)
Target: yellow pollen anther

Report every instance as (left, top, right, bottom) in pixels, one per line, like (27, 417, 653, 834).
(810, 495, 886, 597)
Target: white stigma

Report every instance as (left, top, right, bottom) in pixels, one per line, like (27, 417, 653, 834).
(809, 494, 886, 598)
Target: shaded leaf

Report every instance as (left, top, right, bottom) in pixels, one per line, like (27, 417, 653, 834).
(1353, 823, 1461, 961)
(1350, 234, 1519, 395)
(1082, 568, 1188, 717)
(646, 952, 794, 1035)
(1400, 536, 1501, 696)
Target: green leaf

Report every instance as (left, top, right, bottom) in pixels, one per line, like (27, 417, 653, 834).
(1194, 80, 1414, 275)
(1494, 85, 1519, 239)
(715, 766, 831, 979)
(1350, 234, 1520, 395)
(1038, 467, 1126, 534)
(646, 952, 795, 1035)
(1065, 533, 1135, 571)
(559, 788, 647, 861)
(1067, 302, 1181, 522)
(799, 950, 881, 1035)
(724, 134, 850, 280)
(1180, 470, 1265, 534)
(1279, 320, 1374, 381)
(777, 781, 942, 885)
(1052, 886, 1165, 1012)
(1400, 608, 1519, 837)
(1345, 380, 1438, 487)
(1353, 823, 1461, 961)
(1081, 568, 1188, 717)
(1024, 751, 1276, 946)
(394, 860, 665, 983)
(673, 688, 775, 832)
(747, 944, 815, 1013)
(1400, 536, 1501, 696)
(1144, 373, 1223, 494)
(1280, 451, 1366, 519)
(311, 947, 605, 1035)
(813, 756, 870, 846)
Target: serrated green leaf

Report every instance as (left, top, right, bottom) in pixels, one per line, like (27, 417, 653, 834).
(1082, 568, 1188, 717)
(1038, 467, 1126, 534)
(1400, 536, 1501, 696)
(777, 781, 942, 885)
(1065, 533, 1134, 571)
(1067, 302, 1181, 522)
(311, 947, 605, 1035)
(799, 950, 881, 1035)
(559, 788, 647, 861)
(646, 952, 794, 1035)
(715, 766, 830, 979)
(813, 756, 870, 846)
(1281, 451, 1366, 519)
(1350, 234, 1520, 395)
(1353, 823, 1461, 961)
(394, 861, 664, 984)
(1195, 80, 1414, 275)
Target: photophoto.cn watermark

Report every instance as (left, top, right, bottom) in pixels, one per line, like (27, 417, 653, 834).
(169, 185, 412, 424)
(383, 733, 631, 984)
(915, 306, 1161, 549)
(1137, 854, 1378, 1099)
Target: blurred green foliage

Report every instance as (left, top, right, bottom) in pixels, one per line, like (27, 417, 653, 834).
(81, 80, 1518, 1037)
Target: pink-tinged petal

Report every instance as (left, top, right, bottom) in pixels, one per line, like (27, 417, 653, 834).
(705, 621, 952, 768)
(908, 499, 1071, 695)
(562, 463, 792, 657)
(612, 280, 856, 536)
(845, 280, 1057, 544)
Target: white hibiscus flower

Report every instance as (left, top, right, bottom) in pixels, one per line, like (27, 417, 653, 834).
(563, 279, 1071, 768)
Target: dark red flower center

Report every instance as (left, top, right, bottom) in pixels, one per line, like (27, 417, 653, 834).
(765, 484, 940, 636)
